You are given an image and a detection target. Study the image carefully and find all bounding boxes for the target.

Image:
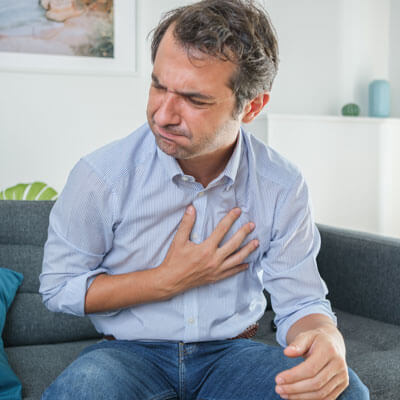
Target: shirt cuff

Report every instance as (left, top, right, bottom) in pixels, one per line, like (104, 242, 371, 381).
(85, 274, 121, 318)
(52, 269, 120, 317)
(275, 301, 337, 347)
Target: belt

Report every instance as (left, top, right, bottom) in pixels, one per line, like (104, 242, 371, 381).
(103, 323, 259, 341)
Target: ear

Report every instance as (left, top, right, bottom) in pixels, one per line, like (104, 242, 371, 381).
(241, 93, 270, 123)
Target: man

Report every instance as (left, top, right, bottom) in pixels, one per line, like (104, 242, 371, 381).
(39, 1, 369, 399)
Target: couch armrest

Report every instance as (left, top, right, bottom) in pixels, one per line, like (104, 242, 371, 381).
(316, 224, 400, 326)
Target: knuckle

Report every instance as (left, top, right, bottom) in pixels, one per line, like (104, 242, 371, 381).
(206, 259, 217, 270)
(343, 372, 350, 387)
(325, 345, 336, 358)
(335, 359, 347, 375)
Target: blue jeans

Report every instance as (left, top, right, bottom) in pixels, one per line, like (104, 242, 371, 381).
(42, 339, 369, 400)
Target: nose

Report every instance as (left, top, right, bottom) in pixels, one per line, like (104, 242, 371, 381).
(154, 92, 181, 127)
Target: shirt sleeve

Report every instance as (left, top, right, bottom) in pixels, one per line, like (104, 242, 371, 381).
(39, 158, 120, 317)
(262, 171, 337, 347)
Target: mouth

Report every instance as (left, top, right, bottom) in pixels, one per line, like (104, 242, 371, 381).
(155, 125, 185, 141)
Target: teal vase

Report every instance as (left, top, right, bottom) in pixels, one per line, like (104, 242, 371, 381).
(369, 80, 390, 118)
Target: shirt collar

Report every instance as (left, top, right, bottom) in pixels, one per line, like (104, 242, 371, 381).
(222, 127, 243, 185)
(155, 127, 244, 185)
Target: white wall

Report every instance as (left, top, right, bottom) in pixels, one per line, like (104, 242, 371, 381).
(390, 0, 400, 117)
(340, 0, 391, 117)
(266, 0, 392, 117)
(266, 0, 344, 116)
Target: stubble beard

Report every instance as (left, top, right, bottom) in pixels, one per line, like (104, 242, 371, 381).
(151, 117, 239, 161)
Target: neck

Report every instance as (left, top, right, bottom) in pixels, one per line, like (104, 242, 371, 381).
(177, 137, 238, 188)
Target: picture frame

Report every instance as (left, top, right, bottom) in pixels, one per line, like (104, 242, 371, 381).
(0, 1, 136, 76)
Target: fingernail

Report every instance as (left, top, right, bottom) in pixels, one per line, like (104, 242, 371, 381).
(254, 240, 259, 248)
(233, 208, 241, 215)
(276, 377, 285, 385)
(249, 222, 255, 230)
(276, 386, 284, 394)
(186, 205, 194, 215)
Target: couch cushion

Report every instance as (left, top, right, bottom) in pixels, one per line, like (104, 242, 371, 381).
(5, 339, 99, 400)
(0, 201, 101, 345)
(335, 310, 400, 399)
(254, 309, 400, 400)
(4, 293, 101, 347)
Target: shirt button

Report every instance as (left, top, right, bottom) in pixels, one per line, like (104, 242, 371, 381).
(192, 233, 199, 241)
(188, 317, 195, 325)
(182, 176, 189, 182)
(198, 192, 204, 197)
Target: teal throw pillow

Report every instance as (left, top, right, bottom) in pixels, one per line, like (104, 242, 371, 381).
(0, 268, 23, 400)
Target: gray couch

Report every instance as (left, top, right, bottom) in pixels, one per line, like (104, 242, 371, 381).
(1, 200, 399, 399)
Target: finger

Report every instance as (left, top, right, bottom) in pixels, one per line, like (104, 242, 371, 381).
(275, 359, 337, 397)
(206, 208, 242, 246)
(174, 205, 196, 244)
(217, 263, 249, 281)
(325, 379, 349, 400)
(218, 221, 255, 259)
(276, 350, 329, 385)
(222, 239, 259, 269)
(276, 371, 346, 399)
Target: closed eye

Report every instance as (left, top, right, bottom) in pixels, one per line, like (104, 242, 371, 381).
(151, 75, 214, 107)
(187, 97, 209, 106)
(152, 82, 166, 91)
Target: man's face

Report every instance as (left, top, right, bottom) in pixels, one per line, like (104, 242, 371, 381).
(147, 26, 241, 160)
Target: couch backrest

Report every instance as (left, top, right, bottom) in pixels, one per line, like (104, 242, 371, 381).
(9, 200, 397, 346)
(317, 223, 400, 327)
(0, 200, 101, 347)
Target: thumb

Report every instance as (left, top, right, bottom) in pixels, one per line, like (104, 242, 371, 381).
(174, 205, 196, 243)
(284, 332, 315, 358)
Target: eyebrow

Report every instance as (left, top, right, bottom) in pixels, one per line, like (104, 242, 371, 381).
(151, 73, 216, 101)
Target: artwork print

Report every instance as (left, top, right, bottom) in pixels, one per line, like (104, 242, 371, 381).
(0, 0, 114, 59)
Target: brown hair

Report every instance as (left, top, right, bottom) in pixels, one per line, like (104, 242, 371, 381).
(150, 0, 279, 115)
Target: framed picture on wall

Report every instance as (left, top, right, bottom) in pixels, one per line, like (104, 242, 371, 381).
(0, 0, 136, 75)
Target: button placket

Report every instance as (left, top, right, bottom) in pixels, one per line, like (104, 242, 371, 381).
(183, 189, 206, 342)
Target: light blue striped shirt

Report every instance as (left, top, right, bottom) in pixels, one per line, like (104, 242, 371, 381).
(39, 123, 336, 347)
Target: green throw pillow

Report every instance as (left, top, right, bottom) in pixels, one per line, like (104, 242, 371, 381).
(0, 268, 23, 400)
